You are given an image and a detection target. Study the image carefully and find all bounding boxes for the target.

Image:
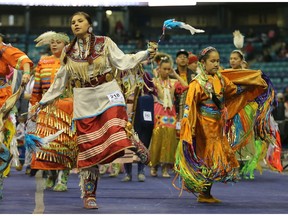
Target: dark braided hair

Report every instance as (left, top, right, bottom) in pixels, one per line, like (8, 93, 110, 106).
(63, 37, 77, 64)
(63, 11, 95, 65)
(87, 34, 95, 65)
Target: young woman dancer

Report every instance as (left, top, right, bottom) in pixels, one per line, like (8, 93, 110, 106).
(35, 12, 157, 209)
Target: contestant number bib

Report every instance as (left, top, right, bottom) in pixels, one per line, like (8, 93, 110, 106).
(107, 91, 125, 103)
(176, 121, 181, 130)
(143, 111, 152, 122)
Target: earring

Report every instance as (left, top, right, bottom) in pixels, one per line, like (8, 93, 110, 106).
(88, 26, 93, 33)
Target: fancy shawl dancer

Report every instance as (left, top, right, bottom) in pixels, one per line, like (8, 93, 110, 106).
(226, 30, 283, 179)
(35, 12, 156, 209)
(173, 46, 268, 203)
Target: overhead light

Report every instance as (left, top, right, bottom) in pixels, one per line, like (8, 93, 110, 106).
(106, 10, 113, 16)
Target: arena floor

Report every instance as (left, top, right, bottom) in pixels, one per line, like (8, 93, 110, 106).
(1, 164, 288, 214)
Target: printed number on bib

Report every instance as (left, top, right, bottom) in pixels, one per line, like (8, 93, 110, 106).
(107, 91, 125, 103)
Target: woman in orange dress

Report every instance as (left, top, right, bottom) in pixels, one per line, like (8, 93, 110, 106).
(29, 32, 78, 192)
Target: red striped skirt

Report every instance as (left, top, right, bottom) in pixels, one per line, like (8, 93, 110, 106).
(76, 106, 133, 168)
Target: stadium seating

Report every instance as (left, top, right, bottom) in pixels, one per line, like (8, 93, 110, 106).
(5, 32, 287, 93)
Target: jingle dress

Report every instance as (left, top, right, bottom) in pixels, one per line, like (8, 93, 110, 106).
(30, 55, 77, 170)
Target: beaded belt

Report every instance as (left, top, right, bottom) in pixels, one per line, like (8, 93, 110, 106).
(71, 72, 114, 88)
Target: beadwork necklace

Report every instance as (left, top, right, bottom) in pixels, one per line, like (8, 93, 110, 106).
(77, 36, 90, 59)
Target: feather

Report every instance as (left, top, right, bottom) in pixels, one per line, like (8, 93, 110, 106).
(34, 31, 56, 42)
(24, 129, 64, 152)
(163, 18, 205, 35)
(41, 129, 64, 146)
(34, 31, 56, 47)
(159, 18, 204, 42)
(24, 133, 42, 152)
(233, 30, 244, 49)
(180, 23, 205, 35)
(163, 18, 180, 29)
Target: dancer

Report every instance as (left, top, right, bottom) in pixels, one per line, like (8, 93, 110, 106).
(227, 47, 260, 179)
(229, 49, 245, 70)
(229, 30, 246, 71)
(152, 52, 171, 78)
(227, 47, 257, 171)
(0, 33, 33, 199)
(149, 56, 188, 178)
(174, 46, 267, 203)
(35, 12, 157, 209)
(226, 31, 282, 179)
(29, 31, 77, 192)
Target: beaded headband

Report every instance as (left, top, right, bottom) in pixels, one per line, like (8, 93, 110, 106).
(199, 46, 217, 61)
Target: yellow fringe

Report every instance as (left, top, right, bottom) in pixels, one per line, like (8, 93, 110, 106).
(3, 118, 16, 177)
(180, 118, 192, 144)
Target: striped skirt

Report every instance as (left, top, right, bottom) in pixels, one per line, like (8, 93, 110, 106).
(76, 106, 134, 169)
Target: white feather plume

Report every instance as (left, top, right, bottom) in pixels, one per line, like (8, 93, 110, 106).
(181, 23, 205, 35)
(233, 30, 244, 49)
(41, 129, 65, 147)
(34, 31, 56, 47)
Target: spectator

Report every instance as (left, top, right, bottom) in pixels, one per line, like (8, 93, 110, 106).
(272, 93, 285, 121)
(243, 41, 255, 61)
(187, 52, 198, 78)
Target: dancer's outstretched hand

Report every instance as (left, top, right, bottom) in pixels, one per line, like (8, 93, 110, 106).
(147, 41, 158, 59)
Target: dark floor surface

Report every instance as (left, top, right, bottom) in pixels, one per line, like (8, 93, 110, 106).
(1, 165, 288, 214)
